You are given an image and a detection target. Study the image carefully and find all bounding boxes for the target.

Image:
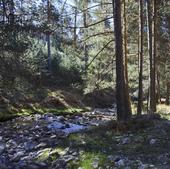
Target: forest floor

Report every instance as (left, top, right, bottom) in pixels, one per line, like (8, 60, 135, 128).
(0, 87, 115, 122)
(0, 107, 170, 169)
(0, 88, 170, 169)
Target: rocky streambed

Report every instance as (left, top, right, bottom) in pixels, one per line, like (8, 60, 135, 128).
(0, 108, 116, 169)
(1, 108, 170, 169)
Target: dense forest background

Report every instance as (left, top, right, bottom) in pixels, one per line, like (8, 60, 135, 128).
(1, 1, 170, 169)
(0, 0, 170, 120)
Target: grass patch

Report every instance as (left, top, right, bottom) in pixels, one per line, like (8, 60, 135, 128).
(36, 148, 51, 161)
(132, 103, 170, 120)
(48, 147, 66, 161)
(67, 129, 118, 153)
(19, 106, 86, 116)
(0, 87, 88, 121)
(0, 106, 87, 121)
(131, 101, 148, 115)
(55, 122, 170, 168)
(157, 104, 170, 120)
(69, 152, 107, 169)
(51, 147, 66, 156)
(35, 147, 67, 162)
(39, 107, 85, 115)
(17, 108, 34, 115)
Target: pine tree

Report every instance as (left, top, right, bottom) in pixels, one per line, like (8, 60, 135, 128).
(137, 0, 144, 115)
(112, 0, 131, 121)
(146, 0, 156, 114)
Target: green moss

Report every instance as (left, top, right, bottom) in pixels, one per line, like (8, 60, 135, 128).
(36, 148, 51, 161)
(69, 152, 107, 169)
(48, 147, 65, 161)
(69, 134, 85, 142)
(159, 112, 170, 120)
(35, 147, 67, 162)
(51, 147, 66, 156)
(28, 107, 85, 116)
(17, 108, 34, 115)
(0, 105, 86, 122)
(40, 107, 84, 115)
(68, 132, 107, 152)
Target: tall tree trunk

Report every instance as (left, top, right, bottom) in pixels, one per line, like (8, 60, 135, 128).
(152, 0, 157, 111)
(73, 7, 77, 48)
(9, 0, 14, 25)
(155, 1, 161, 104)
(137, 0, 144, 115)
(83, 5, 88, 76)
(123, 0, 132, 116)
(47, 33, 51, 73)
(166, 81, 170, 105)
(112, 0, 131, 121)
(123, 0, 128, 84)
(2, 0, 6, 23)
(157, 72, 161, 103)
(146, 0, 156, 114)
(47, 0, 52, 73)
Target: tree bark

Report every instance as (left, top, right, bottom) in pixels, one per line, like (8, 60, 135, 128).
(47, 33, 51, 73)
(83, 4, 88, 76)
(9, 0, 14, 25)
(2, 0, 6, 23)
(123, 0, 128, 84)
(123, 0, 132, 117)
(157, 72, 161, 103)
(166, 82, 170, 105)
(112, 0, 131, 121)
(146, 0, 156, 114)
(137, 0, 144, 115)
(152, 0, 157, 111)
(73, 7, 77, 48)
(47, 0, 52, 73)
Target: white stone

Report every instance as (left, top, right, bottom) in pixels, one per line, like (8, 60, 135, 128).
(122, 137, 131, 144)
(0, 144, 5, 154)
(107, 155, 114, 162)
(125, 167, 131, 169)
(116, 159, 125, 167)
(150, 139, 156, 145)
(92, 160, 99, 169)
(11, 151, 25, 161)
(47, 122, 64, 130)
(57, 116, 65, 122)
(46, 116, 54, 122)
(138, 164, 148, 169)
(63, 123, 87, 134)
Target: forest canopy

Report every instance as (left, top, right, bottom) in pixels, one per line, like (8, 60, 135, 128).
(0, 0, 170, 121)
